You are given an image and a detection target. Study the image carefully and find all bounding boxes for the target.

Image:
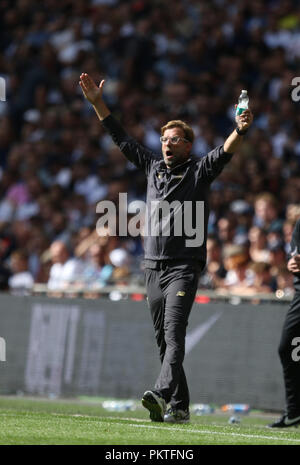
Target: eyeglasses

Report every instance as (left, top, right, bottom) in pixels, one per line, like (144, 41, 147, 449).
(160, 136, 189, 145)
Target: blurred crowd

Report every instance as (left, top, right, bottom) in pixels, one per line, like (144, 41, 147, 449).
(0, 0, 299, 296)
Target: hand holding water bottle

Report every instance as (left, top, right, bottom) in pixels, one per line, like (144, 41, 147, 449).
(235, 90, 253, 133)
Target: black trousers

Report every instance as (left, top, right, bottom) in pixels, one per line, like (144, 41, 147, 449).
(144, 260, 202, 411)
(278, 292, 300, 417)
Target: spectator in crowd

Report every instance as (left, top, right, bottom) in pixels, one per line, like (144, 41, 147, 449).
(8, 250, 34, 294)
(109, 245, 132, 285)
(248, 226, 270, 263)
(268, 239, 288, 287)
(217, 244, 254, 295)
(80, 242, 113, 289)
(276, 265, 294, 296)
(286, 205, 300, 226)
(253, 192, 283, 234)
(282, 219, 295, 254)
(217, 217, 237, 247)
(247, 261, 275, 294)
(47, 240, 83, 291)
(198, 237, 226, 289)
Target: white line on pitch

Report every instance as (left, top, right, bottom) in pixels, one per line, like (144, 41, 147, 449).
(119, 421, 300, 443)
(51, 413, 300, 443)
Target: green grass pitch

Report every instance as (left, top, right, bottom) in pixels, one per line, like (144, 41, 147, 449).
(0, 395, 300, 445)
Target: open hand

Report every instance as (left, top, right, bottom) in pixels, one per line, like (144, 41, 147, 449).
(79, 73, 105, 105)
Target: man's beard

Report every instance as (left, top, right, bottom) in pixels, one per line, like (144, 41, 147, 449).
(164, 152, 185, 168)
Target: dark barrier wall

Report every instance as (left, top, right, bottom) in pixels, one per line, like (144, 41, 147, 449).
(0, 294, 289, 410)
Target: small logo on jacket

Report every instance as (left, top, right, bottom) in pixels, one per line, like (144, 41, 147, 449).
(176, 291, 186, 297)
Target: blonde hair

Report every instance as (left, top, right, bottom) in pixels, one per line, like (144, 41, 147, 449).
(255, 192, 277, 208)
(161, 120, 194, 143)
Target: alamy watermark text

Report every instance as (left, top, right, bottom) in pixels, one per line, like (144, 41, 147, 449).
(96, 193, 204, 247)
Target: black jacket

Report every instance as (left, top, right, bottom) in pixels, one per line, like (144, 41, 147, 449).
(289, 219, 300, 292)
(101, 114, 234, 265)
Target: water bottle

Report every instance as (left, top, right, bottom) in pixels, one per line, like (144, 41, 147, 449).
(228, 415, 241, 425)
(192, 404, 215, 415)
(235, 90, 249, 116)
(102, 400, 136, 411)
(221, 403, 250, 414)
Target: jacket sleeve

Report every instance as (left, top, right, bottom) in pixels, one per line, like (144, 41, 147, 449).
(101, 114, 158, 175)
(197, 145, 234, 183)
(288, 219, 300, 260)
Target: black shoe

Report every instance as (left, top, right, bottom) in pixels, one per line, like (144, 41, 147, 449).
(164, 407, 190, 424)
(268, 413, 300, 428)
(142, 390, 166, 422)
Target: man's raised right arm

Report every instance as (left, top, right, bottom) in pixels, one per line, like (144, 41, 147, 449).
(79, 73, 157, 173)
(79, 73, 111, 121)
